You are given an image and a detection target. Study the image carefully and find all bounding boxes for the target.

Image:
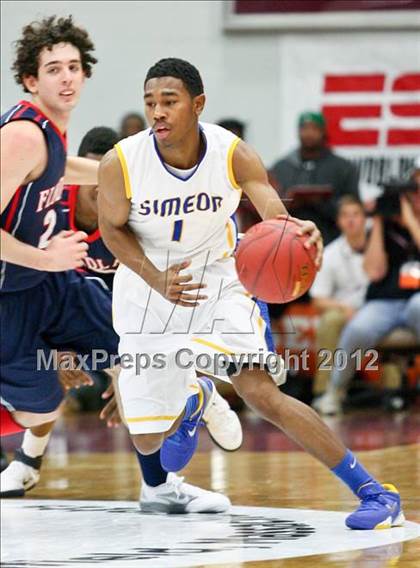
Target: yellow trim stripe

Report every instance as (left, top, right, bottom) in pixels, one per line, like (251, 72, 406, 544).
(126, 415, 177, 423)
(227, 137, 241, 190)
(190, 382, 204, 419)
(114, 143, 133, 200)
(192, 337, 234, 355)
(226, 220, 234, 249)
(257, 315, 265, 338)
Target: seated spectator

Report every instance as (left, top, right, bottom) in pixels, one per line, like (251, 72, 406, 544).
(313, 176, 420, 415)
(119, 112, 146, 139)
(270, 111, 359, 245)
(310, 196, 369, 398)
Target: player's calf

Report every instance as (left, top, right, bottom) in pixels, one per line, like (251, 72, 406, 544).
(231, 368, 284, 426)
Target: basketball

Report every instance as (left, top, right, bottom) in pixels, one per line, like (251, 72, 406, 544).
(235, 218, 317, 304)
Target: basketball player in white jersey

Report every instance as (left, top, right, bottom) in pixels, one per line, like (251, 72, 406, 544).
(98, 58, 403, 529)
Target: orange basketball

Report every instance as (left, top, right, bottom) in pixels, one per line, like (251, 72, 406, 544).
(235, 218, 317, 304)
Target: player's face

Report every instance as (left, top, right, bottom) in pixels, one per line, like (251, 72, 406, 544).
(299, 122, 325, 150)
(144, 77, 205, 147)
(23, 43, 85, 115)
(337, 204, 366, 237)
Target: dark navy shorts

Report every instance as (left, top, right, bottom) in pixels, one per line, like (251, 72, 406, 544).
(0, 271, 118, 414)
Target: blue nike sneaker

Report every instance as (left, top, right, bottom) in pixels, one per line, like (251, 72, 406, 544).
(346, 483, 405, 530)
(160, 377, 215, 473)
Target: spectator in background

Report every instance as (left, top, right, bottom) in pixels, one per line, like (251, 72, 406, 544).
(217, 118, 246, 139)
(119, 112, 145, 139)
(270, 111, 360, 245)
(310, 196, 369, 400)
(313, 180, 420, 416)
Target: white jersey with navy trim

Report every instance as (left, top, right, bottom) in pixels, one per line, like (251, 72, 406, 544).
(115, 122, 241, 271)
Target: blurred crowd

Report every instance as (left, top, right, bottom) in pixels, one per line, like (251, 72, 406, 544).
(69, 110, 420, 417)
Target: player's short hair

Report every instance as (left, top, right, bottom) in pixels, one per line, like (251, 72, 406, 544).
(12, 15, 97, 92)
(337, 195, 364, 214)
(78, 127, 119, 157)
(144, 58, 204, 97)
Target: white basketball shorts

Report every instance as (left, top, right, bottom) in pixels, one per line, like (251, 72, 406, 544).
(112, 257, 285, 434)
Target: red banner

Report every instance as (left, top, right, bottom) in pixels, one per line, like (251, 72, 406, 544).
(235, 1, 420, 14)
(322, 73, 420, 147)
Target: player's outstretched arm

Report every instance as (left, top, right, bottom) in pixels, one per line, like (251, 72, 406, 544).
(98, 150, 207, 307)
(65, 156, 99, 186)
(1, 121, 88, 271)
(233, 141, 323, 266)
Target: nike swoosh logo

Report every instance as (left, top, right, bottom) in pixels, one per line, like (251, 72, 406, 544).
(188, 426, 198, 437)
(158, 492, 196, 505)
(350, 458, 357, 469)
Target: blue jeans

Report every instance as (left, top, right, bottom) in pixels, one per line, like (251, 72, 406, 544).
(329, 293, 420, 392)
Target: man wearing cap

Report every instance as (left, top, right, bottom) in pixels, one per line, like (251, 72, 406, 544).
(270, 111, 359, 244)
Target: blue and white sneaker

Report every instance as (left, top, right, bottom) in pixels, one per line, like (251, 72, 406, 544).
(160, 377, 215, 473)
(346, 483, 405, 530)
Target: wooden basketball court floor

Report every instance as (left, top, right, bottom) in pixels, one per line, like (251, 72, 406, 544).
(2, 407, 419, 567)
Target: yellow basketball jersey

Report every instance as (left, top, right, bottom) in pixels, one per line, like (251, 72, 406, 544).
(114, 123, 241, 271)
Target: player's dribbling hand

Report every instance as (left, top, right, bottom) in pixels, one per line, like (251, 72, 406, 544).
(154, 259, 208, 307)
(43, 230, 89, 271)
(277, 215, 323, 268)
(58, 352, 94, 391)
(100, 382, 122, 428)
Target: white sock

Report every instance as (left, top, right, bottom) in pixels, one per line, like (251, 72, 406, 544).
(21, 430, 51, 459)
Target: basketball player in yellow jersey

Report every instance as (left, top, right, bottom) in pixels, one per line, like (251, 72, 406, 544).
(98, 58, 403, 529)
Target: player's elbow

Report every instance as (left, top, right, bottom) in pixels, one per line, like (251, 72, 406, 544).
(98, 213, 117, 240)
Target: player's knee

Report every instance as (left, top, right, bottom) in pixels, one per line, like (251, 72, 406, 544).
(12, 408, 61, 428)
(132, 433, 164, 455)
(232, 373, 270, 407)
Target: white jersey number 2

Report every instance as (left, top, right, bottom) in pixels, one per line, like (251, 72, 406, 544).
(38, 209, 57, 249)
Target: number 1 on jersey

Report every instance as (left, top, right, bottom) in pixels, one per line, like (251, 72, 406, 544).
(171, 220, 183, 242)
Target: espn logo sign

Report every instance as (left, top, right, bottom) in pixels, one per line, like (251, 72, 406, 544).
(322, 73, 420, 146)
